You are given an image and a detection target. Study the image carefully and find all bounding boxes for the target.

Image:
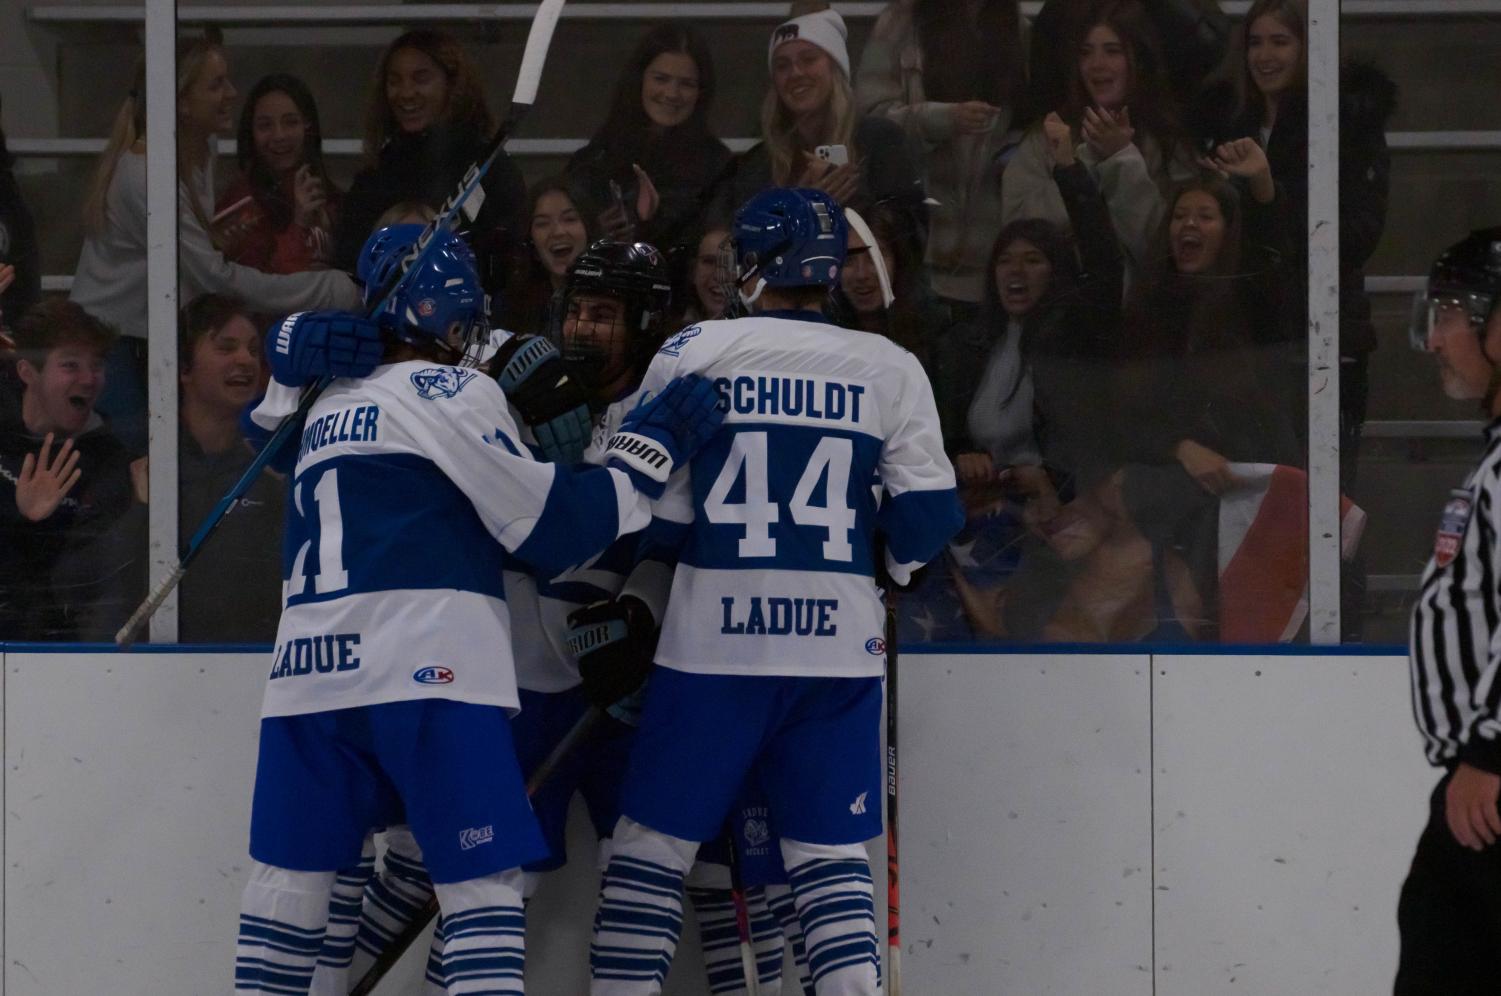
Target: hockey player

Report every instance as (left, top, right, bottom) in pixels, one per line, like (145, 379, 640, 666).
(1397, 227, 1501, 995)
(232, 223, 724, 996)
(588, 187, 964, 996)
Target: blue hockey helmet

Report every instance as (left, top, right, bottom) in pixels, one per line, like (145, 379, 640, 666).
(730, 187, 848, 306)
(357, 223, 489, 364)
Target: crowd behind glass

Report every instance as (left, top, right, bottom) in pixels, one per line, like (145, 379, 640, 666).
(0, 0, 1398, 646)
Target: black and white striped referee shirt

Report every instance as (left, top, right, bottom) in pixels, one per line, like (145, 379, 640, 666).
(1410, 422, 1501, 769)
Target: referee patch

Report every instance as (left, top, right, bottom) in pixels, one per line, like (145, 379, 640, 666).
(1435, 489, 1474, 568)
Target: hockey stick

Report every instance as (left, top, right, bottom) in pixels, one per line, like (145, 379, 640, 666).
(113, 0, 567, 648)
(349, 704, 603, 996)
(724, 827, 762, 996)
(884, 588, 902, 996)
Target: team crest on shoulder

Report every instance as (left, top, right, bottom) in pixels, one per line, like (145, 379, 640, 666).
(659, 324, 702, 357)
(1434, 488, 1474, 568)
(411, 366, 476, 400)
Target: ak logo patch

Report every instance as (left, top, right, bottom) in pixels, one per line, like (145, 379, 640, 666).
(1435, 488, 1474, 568)
(658, 324, 702, 357)
(411, 366, 476, 400)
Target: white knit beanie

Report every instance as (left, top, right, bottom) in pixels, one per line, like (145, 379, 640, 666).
(767, 8, 851, 78)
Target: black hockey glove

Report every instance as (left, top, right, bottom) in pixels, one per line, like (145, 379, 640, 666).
(564, 595, 658, 710)
(492, 334, 593, 464)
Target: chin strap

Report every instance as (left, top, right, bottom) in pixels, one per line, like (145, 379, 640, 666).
(738, 275, 768, 310)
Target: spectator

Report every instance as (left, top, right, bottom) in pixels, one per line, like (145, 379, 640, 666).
(501, 177, 592, 340)
(1113, 155, 1297, 636)
(0, 96, 40, 330)
(70, 32, 361, 455)
(837, 202, 941, 372)
(216, 74, 339, 275)
(566, 23, 733, 253)
(1020, 0, 1232, 132)
(709, 2, 926, 242)
(856, 0, 1024, 315)
(677, 224, 730, 326)
(175, 295, 284, 641)
(936, 142, 1124, 520)
(1199, 0, 1396, 492)
(0, 300, 136, 641)
(332, 28, 527, 304)
(1001, 0, 1196, 285)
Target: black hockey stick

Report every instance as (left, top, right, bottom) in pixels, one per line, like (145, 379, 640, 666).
(113, 0, 567, 647)
(884, 588, 902, 996)
(350, 704, 603, 996)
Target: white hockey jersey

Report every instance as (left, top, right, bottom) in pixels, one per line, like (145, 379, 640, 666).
(508, 394, 641, 693)
(635, 312, 962, 679)
(257, 360, 653, 719)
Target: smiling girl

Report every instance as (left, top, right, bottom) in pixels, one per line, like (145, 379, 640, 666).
(566, 24, 732, 253)
(1000, 0, 1195, 288)
(501, 177, 594, 339)
(216, 74, 339, 275)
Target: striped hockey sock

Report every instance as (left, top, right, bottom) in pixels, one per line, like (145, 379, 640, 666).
(235, 862, 336, 995)
(688, 885, 786, 995)
(764, 884, 815, 996)
(308, 839, 376, 995)
(590, 817, 699, 995)
(432, 868, 527, 995)
(351, 827, 435, 974)
(781, 840, 879, 996)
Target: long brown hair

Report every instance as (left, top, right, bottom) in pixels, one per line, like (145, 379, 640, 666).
(1233, 0, 1307, 125)
(362, 29, 494, 166)
(914, 0, 1024, 107)
(83, 29, 226, 235)
(1062, 0, 1182, 153)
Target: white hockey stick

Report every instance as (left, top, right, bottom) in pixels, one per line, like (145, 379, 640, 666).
(114, 0, 566, 647)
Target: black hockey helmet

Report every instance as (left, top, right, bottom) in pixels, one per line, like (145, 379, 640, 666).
(1411, 227, 1501, 353)
(562, 239, 674, 396)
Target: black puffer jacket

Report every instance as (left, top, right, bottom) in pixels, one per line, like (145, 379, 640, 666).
(1198, 62, 1399, 358)
(0, 382, 135, 640)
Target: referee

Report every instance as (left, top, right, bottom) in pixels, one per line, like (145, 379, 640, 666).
(1398, 227, 1501, 995)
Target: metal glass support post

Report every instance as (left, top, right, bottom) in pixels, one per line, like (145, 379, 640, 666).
(144, 0, 179, 643)
(1307, 0, 1341, 642)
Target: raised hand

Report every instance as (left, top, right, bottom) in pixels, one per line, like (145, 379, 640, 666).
(1081, 105, 1134, 160)
(632, 164, 661, 224)
(1211, 138, 1276, 203)
(16, 433, 82, 522)
(797, 154, 861, 206)
(292, 164, 329, 230)
(1042, 112, 1076, 168)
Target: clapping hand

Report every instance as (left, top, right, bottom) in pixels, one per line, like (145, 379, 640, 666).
(1081, 106, 1135, 159)
(1042, 113, 1076, 168)
(16, 433, 82, 522)
(953, 100, 1001, 135)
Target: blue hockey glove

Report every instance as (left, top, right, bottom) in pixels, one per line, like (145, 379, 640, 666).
(564, 595, 658, 711)
(492, 334, 593, 464)
(606, 374, 725, 499)
(267, 311, 385, 388)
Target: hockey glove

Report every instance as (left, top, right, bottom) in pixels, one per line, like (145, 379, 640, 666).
(606, 374, 724, 499)
(492, 334, 593, 464)
(267, 311, 385, 388)
(564, 596, 658, 710)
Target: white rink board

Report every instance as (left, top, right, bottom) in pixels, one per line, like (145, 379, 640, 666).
(0, 647, 1430, 994)
(1152, 653, 1432, 995)
(901, 652, 1153, 996)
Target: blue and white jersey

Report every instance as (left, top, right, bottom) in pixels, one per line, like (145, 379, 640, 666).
(636, 312, 962, 679)
(509, 395, 638, 693)
(257, 360, 653, 719)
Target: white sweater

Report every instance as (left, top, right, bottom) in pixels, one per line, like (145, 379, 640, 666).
(70, 149, 360, 340)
